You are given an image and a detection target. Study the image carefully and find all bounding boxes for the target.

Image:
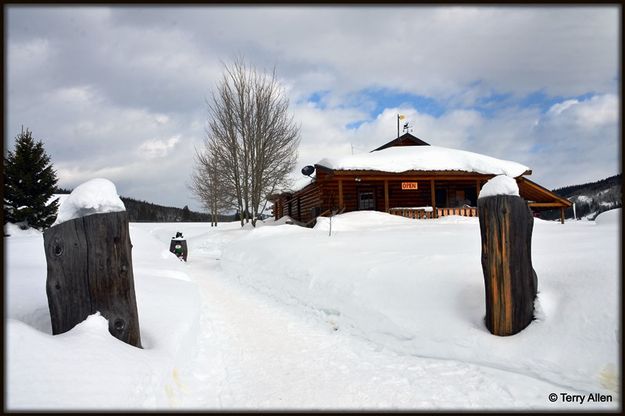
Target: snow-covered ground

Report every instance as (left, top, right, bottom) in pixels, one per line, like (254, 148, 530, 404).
(4, 209, 621, 411)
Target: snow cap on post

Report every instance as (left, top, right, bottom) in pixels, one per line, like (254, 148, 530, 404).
(478, 175, 520, 199)
(53, 178, 126, 226)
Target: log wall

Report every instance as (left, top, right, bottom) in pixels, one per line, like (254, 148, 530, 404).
(275, 184, 322, 224)
(270, 174, 491, 223)
(387, 180, 433, 209)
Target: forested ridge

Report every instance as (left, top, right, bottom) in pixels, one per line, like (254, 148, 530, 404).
(56, 189, 233, 223)
(541, 174, 622, 220)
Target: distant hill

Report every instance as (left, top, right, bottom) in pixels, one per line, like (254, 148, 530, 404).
(56, 188, 234, 223)
(539, 174, 622, 221)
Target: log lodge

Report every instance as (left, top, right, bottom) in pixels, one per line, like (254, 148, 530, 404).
(269, 133, 572, 225)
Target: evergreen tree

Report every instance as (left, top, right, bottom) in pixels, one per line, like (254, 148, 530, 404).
(3, 128, 59, 230)
(181, 205, 191, 222)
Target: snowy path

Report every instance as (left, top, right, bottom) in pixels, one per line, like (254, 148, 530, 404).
(161, 228, 583, 411)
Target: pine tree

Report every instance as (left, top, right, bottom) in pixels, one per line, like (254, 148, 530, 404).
(3, 128, 59, 230)
(181, 205, 191, 222)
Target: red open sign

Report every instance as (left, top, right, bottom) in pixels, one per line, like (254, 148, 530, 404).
(401, 182, 418, 190)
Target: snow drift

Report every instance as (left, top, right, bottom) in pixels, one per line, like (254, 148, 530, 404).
(5, 220, 201, 410)
(221, 211, 619, 397)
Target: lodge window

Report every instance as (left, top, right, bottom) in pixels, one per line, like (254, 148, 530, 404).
(358, 191, 375, 210)
(435, 187, 477, 208)
(435, 189, 447, 208)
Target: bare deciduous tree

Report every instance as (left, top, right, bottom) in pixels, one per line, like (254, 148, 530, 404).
(190, 143, 231, 226)
(192, 58, 300, 226)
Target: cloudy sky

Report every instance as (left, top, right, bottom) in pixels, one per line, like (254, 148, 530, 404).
(5, 6, 620, 211)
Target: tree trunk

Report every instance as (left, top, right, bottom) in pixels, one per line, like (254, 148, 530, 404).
(43, 211, 142, 348)
(478, 195, 538, 336)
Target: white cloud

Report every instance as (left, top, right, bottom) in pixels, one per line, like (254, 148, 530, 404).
(545, 94, 619, 129)
(573, 94, 619, 128)
(155, 115, 170, 125)
(138, 136, 181, 159)
(52, 85, 96, 105)
(547, 99, 579, 116)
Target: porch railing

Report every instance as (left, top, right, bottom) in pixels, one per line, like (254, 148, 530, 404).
(389, 206, 478, 219)
(388, 207, 435, 219)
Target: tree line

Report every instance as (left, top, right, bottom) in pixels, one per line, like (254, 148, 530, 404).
(56, 188, 233, 223)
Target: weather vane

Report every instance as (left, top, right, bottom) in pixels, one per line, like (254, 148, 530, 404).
(403, 121, 413, 134)
(397, 114, 413, 137)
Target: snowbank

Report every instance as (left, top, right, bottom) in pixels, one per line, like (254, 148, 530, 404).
(317, 145, 530, 177)
(478, 174, 520, 198)
(3, 222, 42, 237)
(314, 210, 416, 232)
(53, 178, 125, 225)
(5, 220, 202, 410)
(221, 211, 619, 397)
(594, 208, 621, 226)
(6, 314, 161, 410)
(260, 215, 297, 226)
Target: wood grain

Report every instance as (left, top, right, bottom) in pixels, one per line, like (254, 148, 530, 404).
(478, 195, 538, 336)
(44, 212, 142, 348)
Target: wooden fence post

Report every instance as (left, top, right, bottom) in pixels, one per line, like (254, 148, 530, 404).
(43, 211, 142, 348)
(477, 195, 538, 336)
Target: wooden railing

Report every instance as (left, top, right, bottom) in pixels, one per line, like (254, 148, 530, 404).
(388, 207, 435, 219)
(436, 207, 478, 217)
(389, 206, 478, 219)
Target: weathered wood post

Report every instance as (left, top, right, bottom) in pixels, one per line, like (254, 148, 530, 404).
(44, 211, 142, 348)
(478, 190, 538, 336)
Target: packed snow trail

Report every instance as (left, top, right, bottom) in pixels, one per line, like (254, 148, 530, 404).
(149, 224, 594, 410)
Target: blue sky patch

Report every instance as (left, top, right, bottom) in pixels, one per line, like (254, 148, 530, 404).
(518, 90, 596, 113)
(304, 90, 331, 109)
(358, 88, 446, 118)
(308, 86, 600, 130)
(346, 120, 367, 130)
(471, 92, 514, 117)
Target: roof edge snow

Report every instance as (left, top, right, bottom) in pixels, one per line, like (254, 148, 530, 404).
(317, 145, 531, 178)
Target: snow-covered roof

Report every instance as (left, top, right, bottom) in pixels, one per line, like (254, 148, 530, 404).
(274, 173, 315, 194)
(317, 145, 530, 177)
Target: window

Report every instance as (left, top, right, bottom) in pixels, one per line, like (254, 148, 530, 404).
(435, 189, 447, 208)
(358, 191, 375, 210)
